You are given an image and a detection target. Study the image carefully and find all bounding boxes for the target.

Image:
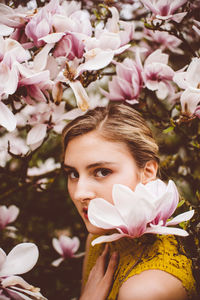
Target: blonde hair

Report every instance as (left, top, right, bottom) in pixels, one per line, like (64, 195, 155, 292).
(62, 104, 159, 168)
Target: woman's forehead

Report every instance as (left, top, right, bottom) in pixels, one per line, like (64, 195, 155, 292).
(64, 131, 134, 166)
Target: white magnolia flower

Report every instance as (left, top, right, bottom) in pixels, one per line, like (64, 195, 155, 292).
(88, 179, 194, 246)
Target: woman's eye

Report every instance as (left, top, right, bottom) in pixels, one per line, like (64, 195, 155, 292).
(95, 168, 112, 178)
(67, 170, 79, 179)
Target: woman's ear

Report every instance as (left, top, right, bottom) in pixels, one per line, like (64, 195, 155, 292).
(141, 160, 158, 184)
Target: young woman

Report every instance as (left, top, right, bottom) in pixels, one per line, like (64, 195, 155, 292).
(62, 104, 196, 300)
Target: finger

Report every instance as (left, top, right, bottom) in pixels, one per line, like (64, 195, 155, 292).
(95, 244, 109, 273)
(104, 251, 118, 285)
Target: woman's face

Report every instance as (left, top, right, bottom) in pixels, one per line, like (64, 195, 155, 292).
(64, 131, 143, 235)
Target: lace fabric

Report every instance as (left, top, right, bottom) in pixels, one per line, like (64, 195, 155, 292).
(83, 234, 196, 300)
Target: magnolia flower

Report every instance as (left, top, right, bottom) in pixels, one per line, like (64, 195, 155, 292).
(104, 57, 142, 103)
(140, 0, 187, 23)
(173, 57, 200, 116)
(142, 49, 174, 99)
(27, 158, 61, 176)
(144, 29, 183, 54)
(0, 243, 47, 300)
(25, 101, 71, 149)
(0, 205, 19, 230)
(88, 179, 194, 246)
(52, 235, 84, 267)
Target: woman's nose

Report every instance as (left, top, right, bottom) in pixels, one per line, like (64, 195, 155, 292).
(74, 178, 96, 202)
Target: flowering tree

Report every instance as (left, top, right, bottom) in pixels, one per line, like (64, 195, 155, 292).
(0, 0, 200, 298)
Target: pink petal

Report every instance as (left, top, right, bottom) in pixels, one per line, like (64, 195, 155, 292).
(7, 205, 19, 224)
(140, 0, 159, 15)
(185, 57, 200, 88)
(180, 89, 200, 115)
(27, 124, 47, 145)
(108, 77, 127, 101)
(166, 210, 194, 226)
(76, 49, 114, 75)
(0, 24, 14, 36)
(33, 43, 54, 71)
(61, 108, 85, 120)
(59, 235, 80, 254)
(0, 101, 16, 132)
(91, 233, 127, 246)
(145, 49, 168, 66)
(70, 237, 80, 253)
(7, 286, 47, 300)
(88, 198, 126, 230)
(113, 184, 156, 235)
(52, 238, 63, 256)
(51, 257, 64, 267)
(153, 180, 179, 224)
(19, 70, 50, 86)
(39, 32, 65, 43)
(68, 80, 89, 111)
(145, 225, 189, 236)
(0, 243, 39, 277)
(0, 248, 6, 269)
(1, 275, 32, 290)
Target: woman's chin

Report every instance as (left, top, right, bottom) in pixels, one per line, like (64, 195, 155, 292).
(85, 222, 109, 235)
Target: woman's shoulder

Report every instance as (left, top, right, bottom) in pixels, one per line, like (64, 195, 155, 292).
(118, 269, 188, 300)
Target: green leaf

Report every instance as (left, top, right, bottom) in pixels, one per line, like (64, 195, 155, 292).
(163, 126, 174, 133)
(177, 199, 185, 208)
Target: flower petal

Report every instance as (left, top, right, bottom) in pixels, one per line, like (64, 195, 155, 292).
(88, 198, 126, 230)
(0, 243, 39, 277)
(0, 101, 16, 132)
(52, 238, 63, 256)
(145, 225, 189, 236)
(113, 184, 156, 235)
(51, 257, 64, 267)
(68, 80, 89, 111)
(166, 210, 194, 226)
(1, 275, 33, 290)
(39, 32, 65, 43)
(7, 205, 19, 224)
(76, 49, 114, 75)
(0, 248, 6, 269)
(7, 286, 47, 300)
(33, 43, 54, 71)
(27, 124, 47, 145)
(91, 233, 127, 246)
(152, 180, 179, 224)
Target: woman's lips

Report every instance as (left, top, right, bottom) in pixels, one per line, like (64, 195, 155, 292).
(83, 207, 88, 220)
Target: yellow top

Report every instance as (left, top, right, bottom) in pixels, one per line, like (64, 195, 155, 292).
(83, 234, 196, 300)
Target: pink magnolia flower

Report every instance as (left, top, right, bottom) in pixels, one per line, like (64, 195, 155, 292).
(27, 158, 60, 176)
(142, 49, 175, 99)
(0, 37, 30, 131)
(144, 29, 183, 54)
(0, 243, 47, 300)
(173, 57, 200, 116)
(140, 0, 187, 23)
(94, 7, 134, 47)
(16, 62, 52, 105)
(88, 179, 194, 246)
(25, 0, 61, 47)
(26, 101, 71, 149)
(52, 235, 84, 267)
(0, 205, 19, 230)
(105, 57, 142, 103)
(0, 3, 27, 29)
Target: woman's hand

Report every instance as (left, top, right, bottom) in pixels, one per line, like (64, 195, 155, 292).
(80, 244, 118, 300)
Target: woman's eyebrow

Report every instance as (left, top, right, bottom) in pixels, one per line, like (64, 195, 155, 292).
(62, 161, 116, 170)
(62, 163, 75, 170)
